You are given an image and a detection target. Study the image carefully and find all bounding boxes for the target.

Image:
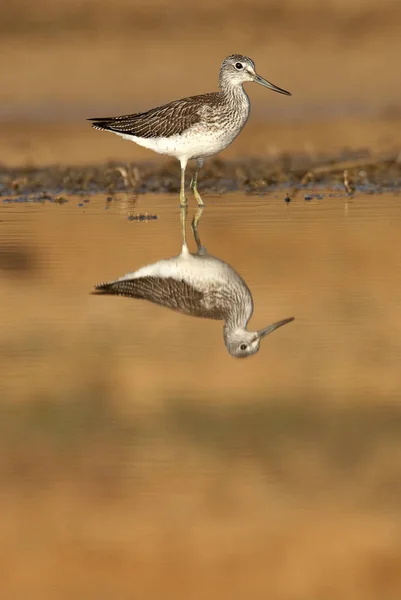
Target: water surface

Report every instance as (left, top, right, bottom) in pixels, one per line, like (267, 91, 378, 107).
(2, 192, 401, 599)
(1, 192, 401, 405)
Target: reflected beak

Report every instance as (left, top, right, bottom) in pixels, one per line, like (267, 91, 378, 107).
(257, 317, 295, 339)
(252, 73, 291, 96)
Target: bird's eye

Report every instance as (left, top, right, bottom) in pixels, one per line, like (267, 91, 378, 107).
(240, 343, 247, 351)
(235, 62, 243, 70)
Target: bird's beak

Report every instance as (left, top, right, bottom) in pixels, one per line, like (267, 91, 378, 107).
(252, 73, 292, 96)
(257, 317, 295, 339)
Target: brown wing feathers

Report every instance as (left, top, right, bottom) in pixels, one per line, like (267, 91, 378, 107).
(94, 276, 204, 313)
(88, 93, 220, 139)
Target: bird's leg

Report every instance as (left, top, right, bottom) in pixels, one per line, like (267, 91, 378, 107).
(180, 205, 189, 253)
(191, 207, 206, 255)
(180, 160, 188, 207)
(190, 159, 205, 207)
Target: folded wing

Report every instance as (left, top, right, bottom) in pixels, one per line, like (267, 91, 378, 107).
(93, 275, 226, 320)
(94, 276, 203, 312)
(88, 93, 219, 139)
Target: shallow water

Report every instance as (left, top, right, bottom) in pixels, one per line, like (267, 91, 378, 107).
(1, 191, 401, 406)
(3, 191, 401, 599)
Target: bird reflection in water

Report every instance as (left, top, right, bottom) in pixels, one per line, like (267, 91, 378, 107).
(94, 208, 294, 357)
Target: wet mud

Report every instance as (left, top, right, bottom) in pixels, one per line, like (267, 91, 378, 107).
(1, 151, 400, 202)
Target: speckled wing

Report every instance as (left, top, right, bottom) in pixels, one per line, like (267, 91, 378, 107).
(88, 93, 219, 139)
(94, 275, 226, 319)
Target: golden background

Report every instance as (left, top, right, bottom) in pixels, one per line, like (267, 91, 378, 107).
(1, 1, 401, 598)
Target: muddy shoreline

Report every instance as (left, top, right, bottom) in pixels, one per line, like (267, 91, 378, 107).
(1, 151, 400, 199)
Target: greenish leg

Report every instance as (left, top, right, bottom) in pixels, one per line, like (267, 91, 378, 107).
(190, 159, 205, 207)
(191, 207, 205, 254)
(180, 162, 188, 207)
(180, 205, 188, 249)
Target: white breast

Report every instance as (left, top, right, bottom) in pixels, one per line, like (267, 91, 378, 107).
(114, 124, 243, 162)
(119, 252, 245, 289)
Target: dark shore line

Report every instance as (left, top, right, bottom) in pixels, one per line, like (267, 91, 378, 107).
(0, 151, 400, 198)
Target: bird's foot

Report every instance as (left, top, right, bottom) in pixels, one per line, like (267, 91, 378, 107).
(193, 188, 205, 208)
(179, 192, 188, 208)
(189, 177, 205, 207)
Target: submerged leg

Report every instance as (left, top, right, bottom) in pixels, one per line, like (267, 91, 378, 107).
(190, 159, 205, 207)
(180, 159, 188, 207)
(191, 207, 206, 255)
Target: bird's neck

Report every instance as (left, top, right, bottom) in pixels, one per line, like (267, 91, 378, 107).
(220, 81, 250, 108)
(221, 279, 254, 332)
(223, 304, 251, 335)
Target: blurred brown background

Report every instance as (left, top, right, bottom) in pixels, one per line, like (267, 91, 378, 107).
(2, 2, 401, 599)
(1, 0, 401, 165)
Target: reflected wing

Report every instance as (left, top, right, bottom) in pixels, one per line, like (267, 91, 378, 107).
(94, 276, 205, 314)
(88, 93, 219, 139)
(94, 275, 228, 320)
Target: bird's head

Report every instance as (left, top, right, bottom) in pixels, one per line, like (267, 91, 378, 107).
(220, 54, 291, 96)
(223, 317, 294, 358)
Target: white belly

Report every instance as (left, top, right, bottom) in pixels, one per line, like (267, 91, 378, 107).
(119, 252, 244, 288)
(115, 125, 242, 162)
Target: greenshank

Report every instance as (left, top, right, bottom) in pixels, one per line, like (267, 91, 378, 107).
(89, 54, 291, 206)
(93, 208, 294, 358)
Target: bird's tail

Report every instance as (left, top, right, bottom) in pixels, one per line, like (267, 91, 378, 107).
(91, 279, 147, 299)
(92, 281, 120, 296)
(87, 117, 115, 132)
